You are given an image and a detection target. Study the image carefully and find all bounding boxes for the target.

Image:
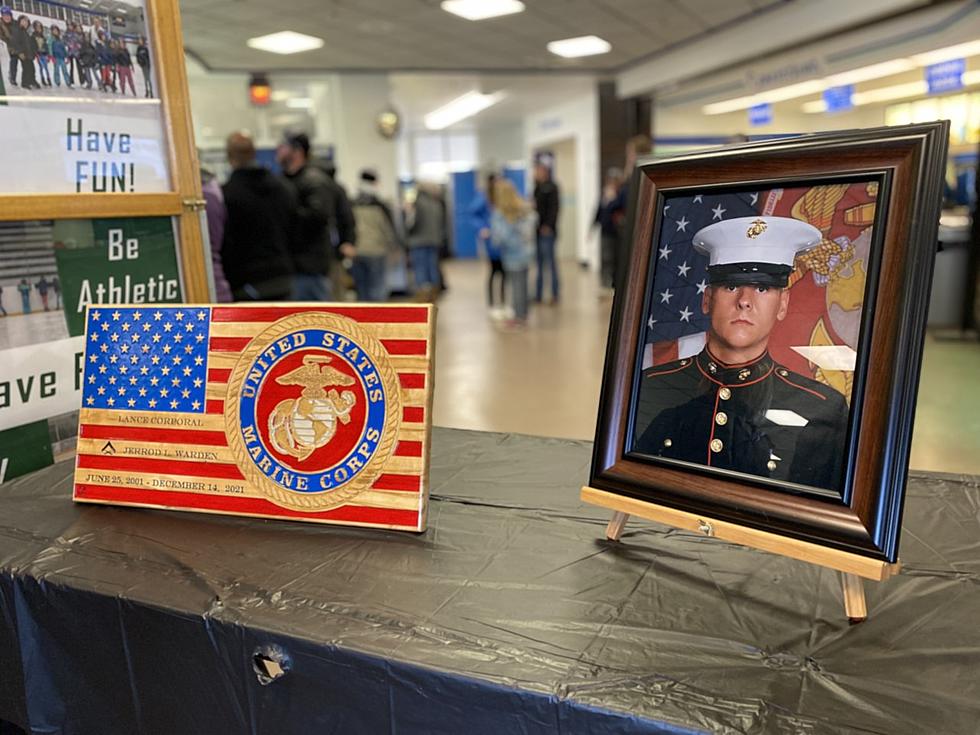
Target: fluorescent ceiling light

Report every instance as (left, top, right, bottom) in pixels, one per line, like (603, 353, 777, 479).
(547, 35, 611, 59)
(247, 31, 324, 55)
(911, 40, 980, 66)
(824, 59, 916, 86)
(803, 70, 980, 113)
(286, 97, 314, 109)
(704, 44, 980, 115)
(440, 0, 524, 21)
(424, 91, 504, 130)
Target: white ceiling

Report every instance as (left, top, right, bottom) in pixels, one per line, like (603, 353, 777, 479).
(178, 0, 783, 73)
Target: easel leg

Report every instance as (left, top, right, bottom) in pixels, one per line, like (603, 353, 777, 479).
(841, 573, 867, 623)
(606, 511, 629, 541)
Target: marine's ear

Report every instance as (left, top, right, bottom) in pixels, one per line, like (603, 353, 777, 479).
(776, 287, 790, 321)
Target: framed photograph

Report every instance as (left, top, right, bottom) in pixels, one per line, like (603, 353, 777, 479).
(590, 123, 949, 562)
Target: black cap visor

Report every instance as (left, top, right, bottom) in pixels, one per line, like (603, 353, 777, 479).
(706, 262, 792, 288)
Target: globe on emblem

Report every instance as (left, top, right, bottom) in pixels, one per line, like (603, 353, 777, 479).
(267, 354, 358, 461)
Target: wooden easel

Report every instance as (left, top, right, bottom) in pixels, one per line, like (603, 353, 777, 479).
(582, 486, 900, 622)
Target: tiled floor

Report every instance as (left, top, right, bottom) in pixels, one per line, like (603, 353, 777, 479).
(432, 259, 980, 475)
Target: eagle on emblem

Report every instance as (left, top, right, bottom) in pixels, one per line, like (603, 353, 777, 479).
(268, 354, 358, 461)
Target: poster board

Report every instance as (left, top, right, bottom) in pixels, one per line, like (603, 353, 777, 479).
(0, 0, 209, 481)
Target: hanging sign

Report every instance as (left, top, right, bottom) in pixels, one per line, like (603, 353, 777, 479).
(925, 59, 965, 95)
(823, 85, 854, 113)
(748, 103, 772, 127)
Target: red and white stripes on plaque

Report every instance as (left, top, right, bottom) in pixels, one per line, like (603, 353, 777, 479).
(73, 304, 435, 531)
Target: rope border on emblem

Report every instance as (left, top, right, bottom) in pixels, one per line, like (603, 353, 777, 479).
(224, 312, 403, 512)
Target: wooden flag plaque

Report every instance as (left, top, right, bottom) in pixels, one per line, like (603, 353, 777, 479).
(72, 303, 435, 531)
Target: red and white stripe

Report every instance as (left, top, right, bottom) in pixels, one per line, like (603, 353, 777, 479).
(74, 304, 433, 531)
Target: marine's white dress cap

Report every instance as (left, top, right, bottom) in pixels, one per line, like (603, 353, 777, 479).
(692, 215, 822, 287)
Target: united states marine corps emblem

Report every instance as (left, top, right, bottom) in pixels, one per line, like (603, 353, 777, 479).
(225, 312, 401, 511)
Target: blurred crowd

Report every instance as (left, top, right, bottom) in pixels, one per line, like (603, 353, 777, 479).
(204, 129, 650, 332)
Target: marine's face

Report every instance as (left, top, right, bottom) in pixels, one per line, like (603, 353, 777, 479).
(702, 283, 789, 358)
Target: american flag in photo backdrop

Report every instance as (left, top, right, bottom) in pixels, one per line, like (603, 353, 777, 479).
(643, 191, 761, 367)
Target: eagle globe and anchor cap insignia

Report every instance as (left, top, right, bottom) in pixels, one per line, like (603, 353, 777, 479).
(226, 312, 401, 512)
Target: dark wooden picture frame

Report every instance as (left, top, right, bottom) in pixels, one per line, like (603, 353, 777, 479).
(590, 123, 949, 563)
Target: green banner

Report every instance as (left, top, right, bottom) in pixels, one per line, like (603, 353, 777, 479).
(55, 217, 182, 337)
(0, 420, 54, 484)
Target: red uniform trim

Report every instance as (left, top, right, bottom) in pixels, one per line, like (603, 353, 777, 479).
(775, 372, 827, 400)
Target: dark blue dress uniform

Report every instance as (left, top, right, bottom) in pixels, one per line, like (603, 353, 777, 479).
(633, 349, 849, 492)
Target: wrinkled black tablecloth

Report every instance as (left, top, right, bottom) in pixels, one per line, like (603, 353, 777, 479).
(1, 427, 978, 734)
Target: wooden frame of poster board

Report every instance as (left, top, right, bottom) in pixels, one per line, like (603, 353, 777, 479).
(583, 123, 949, 622)
(0, 0, 210, 302)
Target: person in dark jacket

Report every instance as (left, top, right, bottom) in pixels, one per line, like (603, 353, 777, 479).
(135, 35, 151, 97)
(221, 132, 295, 301)
(276, 133, 355, 301)
(10, 15, 38, 89)
(78, 33, 96, 89)
(1, 6, 18, 87)
(633, 216, 849, 492)
(64, 21, 80, 87)
(49, 25, 68, 87)
(594, 167, 623, 290)
(532, 162, 560, 304)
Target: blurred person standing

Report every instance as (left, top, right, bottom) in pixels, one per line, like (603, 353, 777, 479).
(10, 15, 38, 89)
(32, 21, 50, 87)
(201, 162, 230, 302)
(405, 182, 445, 302)
(221, 132, 295, 301)
(469, 172, 506, 317)
(612, 134, 652, 291)
(0, 7, 15, 87)
(315, 158, 357, 298)
(135, 35, 151, 97)
(532, 162, 560, 304)
(594, 167, 623, 290)
(277, 133, 354, 301)
(491, 179, 536, 330)
(350, 168, 398, 302)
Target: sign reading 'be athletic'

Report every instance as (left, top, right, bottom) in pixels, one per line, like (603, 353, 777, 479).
(72, 304, 435, 531)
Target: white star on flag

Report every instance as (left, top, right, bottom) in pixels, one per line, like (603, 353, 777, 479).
(648, 315, 656, 329)
(679, 306, 693, 322)
(750, 193, 758, 205)
(711, 204, 726, 220)
(677, 261, 691, 277)
(663, 205, 670, 214)
(693, 195, 703, 204)
(659, 289, 673, 304)
(676, 216, 689, 233)
(658, 245, 672, 260)
(696, 279, 708, 294)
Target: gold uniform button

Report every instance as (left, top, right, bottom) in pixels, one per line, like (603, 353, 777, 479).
(719, 387, 731, 400)
(710, 438, 723, 453)
(767, 460, 777, 471)
(680, 359, 689, 367)
(778, 368, 789, 377)
(715, 412, 728, 426)
(663, 438, 673, 448)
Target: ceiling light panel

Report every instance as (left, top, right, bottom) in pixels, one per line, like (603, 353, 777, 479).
(424, 91, 504, 130)
(547, 36, 611, 59)
(440, 0, 525, 21)
(247, 31, 324, 56)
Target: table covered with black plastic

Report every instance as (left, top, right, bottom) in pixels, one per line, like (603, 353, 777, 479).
(1, 428, 978, 734)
